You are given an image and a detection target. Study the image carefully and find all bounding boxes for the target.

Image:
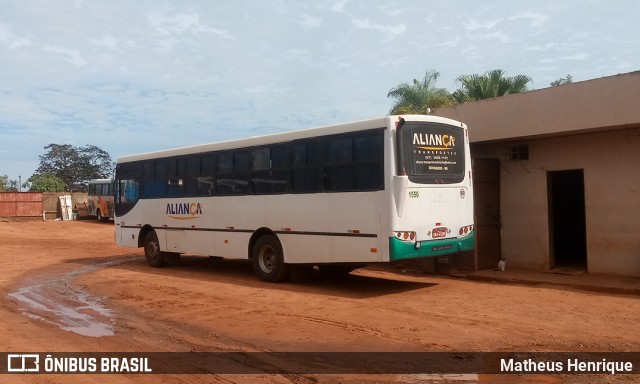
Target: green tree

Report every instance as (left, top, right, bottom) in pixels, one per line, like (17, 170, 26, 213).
(0, 175, 18, 192)
(550, 74, 573, 87)
(0, 175, 20, 192)
(387, 69, 454, 114)
(1, 175, 10, 191)
(452, 69, 532, 103)
(26, 173, 67, 192)
(34, 144, 114, 192)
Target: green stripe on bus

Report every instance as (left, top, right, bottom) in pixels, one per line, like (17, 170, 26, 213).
(389, 233, 475, 261)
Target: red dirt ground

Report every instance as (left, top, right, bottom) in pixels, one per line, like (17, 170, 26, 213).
(1, 220, 638, 383)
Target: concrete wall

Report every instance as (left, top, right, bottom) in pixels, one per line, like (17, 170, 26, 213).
(0, 192, 43, 217)
(432, 71, 640, 277)
(42, 192, 88, 219)
(474, 128, 640, 276)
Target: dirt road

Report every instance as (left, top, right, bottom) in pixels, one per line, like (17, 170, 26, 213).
(1, 220, 638, 383)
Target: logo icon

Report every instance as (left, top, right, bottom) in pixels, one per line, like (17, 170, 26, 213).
(8, 354, 40, 372)
(166, 202, 203, 220)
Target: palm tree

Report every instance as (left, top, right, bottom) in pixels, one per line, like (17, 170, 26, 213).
(550, 74, 573, 87)
(387, 69, 454, 114)
(452, 69, 531, 103)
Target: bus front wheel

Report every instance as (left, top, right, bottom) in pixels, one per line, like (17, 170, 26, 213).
(144, 231, 166, 268)
(252, 235, 289, 282)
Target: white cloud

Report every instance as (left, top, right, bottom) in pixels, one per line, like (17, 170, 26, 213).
(378, 57, 409, 67)
(437, 37, 461, 48)
(43, 45, 88, 67)
(474, 31, 512, 44)
(614, 61, 633, 70)
(526, 42, 557, 51)
(0, 23, 31, 49)
(509, 12, 548, 28)
(330, 0, 348, 13)
(0, 1, 638, 181)
(464, 19, 501, 31)
(0, 95, 56, 125)
(244, 85, 266, 94)
(300, 14, 322, 29)
(377, 5, 401, 17)
(407, 41, 428, 50)
(351, 18, 406, 41)
(285, 48, 310, 60)
(90, 35, 131, 53)
(562, 52, 589, 61)
(462, 44, 479, 53)
(146, 12, 234, 40)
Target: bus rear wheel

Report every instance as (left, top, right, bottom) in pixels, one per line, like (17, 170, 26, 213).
(97, 209, 108, 222)
(252, 235, 289, 282)
(144, 231, 166, 268)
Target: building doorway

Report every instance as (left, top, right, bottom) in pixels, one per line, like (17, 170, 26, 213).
(473, 159, 502, 270)
(547, 170, 587, 269)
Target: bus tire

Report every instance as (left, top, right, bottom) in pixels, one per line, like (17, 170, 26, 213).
(144, 231, 166, 268)
(252, 235, 289, 282)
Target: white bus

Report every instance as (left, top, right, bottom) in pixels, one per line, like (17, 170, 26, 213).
(87, 178, 114, 222)
(114, 115, 474, 282)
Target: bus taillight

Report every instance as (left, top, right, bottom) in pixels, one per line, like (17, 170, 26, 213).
(458, 225, 473, 236)
(394, 231, 416, 241)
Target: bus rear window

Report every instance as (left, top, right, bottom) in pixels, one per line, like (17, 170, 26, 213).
(399, 122, 465, 184)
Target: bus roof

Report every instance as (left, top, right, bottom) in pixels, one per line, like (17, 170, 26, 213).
(88, 178, 113, 184)
(117, 115, 463, 164)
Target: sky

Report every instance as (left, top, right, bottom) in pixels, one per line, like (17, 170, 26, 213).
(1, 0, 638, 182)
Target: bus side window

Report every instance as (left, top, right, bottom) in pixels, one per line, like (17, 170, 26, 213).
(115, 162, 141, 216)
(141, 160, 167, 198)
(291, 140, 321, 193)
(269, 144, 289, 194)
(323, 135, 354, 191)
(167, 157, 186, 197)
(216, 151, 249, 195)
(185, 155, 211, 197)
(251, 145, 289, 194)
(232, 151, 250, 195)
(353, 134, 383, 190)
(323, 130, 384, 192)
(199, 154, 216, 196)
(123, 180, 139, 203)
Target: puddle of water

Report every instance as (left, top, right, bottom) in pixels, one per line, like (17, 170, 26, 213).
(8, 257, 138, 337)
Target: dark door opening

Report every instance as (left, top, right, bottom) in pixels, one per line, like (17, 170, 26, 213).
(547, 170, 587, 269)
(473, 159, 502, 270)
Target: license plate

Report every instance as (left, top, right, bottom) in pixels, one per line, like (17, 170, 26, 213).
(432, 244, 453, 252)
(432, 227, 447, 238)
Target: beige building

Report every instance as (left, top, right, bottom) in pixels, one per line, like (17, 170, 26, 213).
(434, 71, 640, 277)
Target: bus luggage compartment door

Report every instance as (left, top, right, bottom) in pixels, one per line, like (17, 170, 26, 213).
(165, 229, 185, 252)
